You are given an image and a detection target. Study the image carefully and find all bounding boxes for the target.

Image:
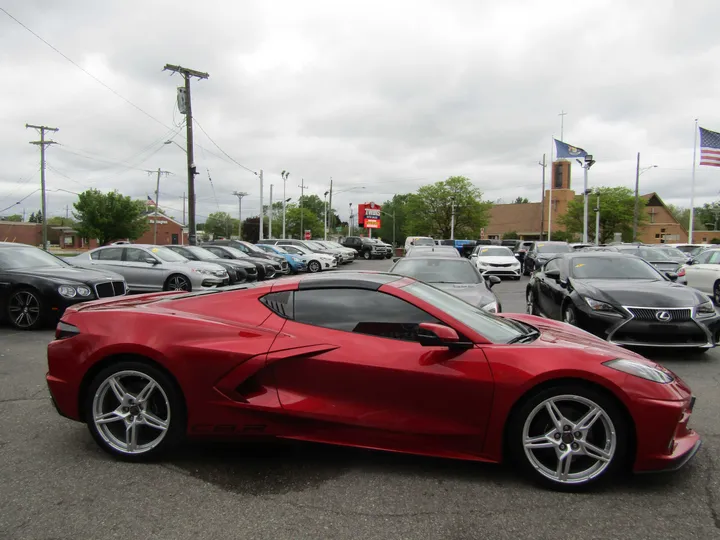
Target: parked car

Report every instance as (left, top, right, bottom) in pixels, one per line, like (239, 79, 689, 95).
(522, 241, 572, 275)
(611, 244, 682, 275)
(389, 256, 501, 313)
(366, 238, 394, 258)
(513, 240, 534, 266)
(255, 244, 308, 274)
(677, 248, 720, 303)
(647, 245, 692, 266)
(666, 243, 710, 258)
(70, 245, 229, 292)
(341, 236, 387, 260)
(206, 240, 291, 274)
(312, 240, 357, 262)
(526, 251, 718, 350)
(276, 244, 338, 273)
(403, 236, 435, 254)
(404, 246, 462, 258)
(0, 242, 127, 330)
(269, 239, 346, 265)
(470, 245, 522, 280)
(165, 245, 258, 283)
(48, 270, 701, 490)
(201, 245, 279, 280)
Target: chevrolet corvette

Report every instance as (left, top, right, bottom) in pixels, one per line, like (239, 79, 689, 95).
(46, 272, 700, 490)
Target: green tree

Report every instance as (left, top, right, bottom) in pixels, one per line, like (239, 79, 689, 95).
(47, 216, 75, 227)
(375, 193, 414, 246)
(73, 189, 149, 245)
(695, 201, 720, 230)
(559, 187, 644, 244)
(405, 176, 491, 239)
(204, 212, 235, 238)
(513, 197, 529, 204)
(503, 231, 519, 239)
(0, 214, 23, 222)
(267, 204, 324, 240)
(28, 212, 36, 223)
(549, 230, 578, 242)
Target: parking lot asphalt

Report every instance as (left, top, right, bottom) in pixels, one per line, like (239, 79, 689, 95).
(2, 258, 720, 540)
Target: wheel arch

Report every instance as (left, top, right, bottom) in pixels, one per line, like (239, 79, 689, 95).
(164, 273, 192, 290)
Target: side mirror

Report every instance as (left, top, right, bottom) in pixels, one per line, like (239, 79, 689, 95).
(666, 272, 678, 281)
(545, 269, 561, 281)
(485, 275, 501, 288)
(417, 323, 472, 350)
(145, 258, 159, 265)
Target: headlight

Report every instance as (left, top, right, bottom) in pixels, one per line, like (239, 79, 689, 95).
(291, 256, 302, 263)
(511, 262, 520, 267)
(603, 359, 674, 384)
(696, 300, 715, 318)
(76, 286, 92, 297)
(481, 301, 498, 313)
(58, 286, 77, 298)
(192, 268, 212, 275)
(583, 297, 623, 317)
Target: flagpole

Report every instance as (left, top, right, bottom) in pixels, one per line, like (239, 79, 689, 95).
(548, 136, 554, 241)
(689, 119, 698, 243)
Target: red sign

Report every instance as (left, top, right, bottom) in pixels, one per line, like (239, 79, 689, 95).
(304, 230, 311, 240)
(358, 202, 382, 230)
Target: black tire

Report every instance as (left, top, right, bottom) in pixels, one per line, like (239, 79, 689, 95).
(163, 274, 191, 292)
(308, 260, 322, 273)
(363, 251, 371, 260)
(562, 303, 578, 326)
(508, 383, 629, 491)
(523, 262, 531, 276)
(526, 288, 539, 316)
(84, 360, 186, 462)
(714, 280, 720, 305)
(385, 253, 392, 259)
(7, 287, 45, 330)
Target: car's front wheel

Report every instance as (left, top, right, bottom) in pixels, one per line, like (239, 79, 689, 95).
(713, 280, 720, 305)
(7, 287, 44, 330)
(164, 274, 191, 292)
(363, 251, 371, 260)
(308, 260, 322, 273)
(563, 304, 579, 326)
(85, 361, 186, 461)
(509, 385, 629, 491)
(526, 289, 538, 316)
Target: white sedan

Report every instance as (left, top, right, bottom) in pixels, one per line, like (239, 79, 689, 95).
(678, 248, 720, 304)
(281, 244, 338, 273)
(469, 245, 522, 280)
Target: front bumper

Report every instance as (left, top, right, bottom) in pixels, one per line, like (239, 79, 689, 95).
(198, 276, 228, 289)
(477, 266, 522, 278)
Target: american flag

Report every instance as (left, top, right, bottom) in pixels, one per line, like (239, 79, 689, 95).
(699, 127, 720, 167)
(146, 195, 157, 206)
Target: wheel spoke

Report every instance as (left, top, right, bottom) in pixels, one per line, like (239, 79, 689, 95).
(524, 434, 556, 449)
(545, 401, 565, 431)
(125, 418, 138, 451)
(141, 411, 168, 431)
(582, 441, 612, 462)
(556, 452, 573, 481)
(136, 381, 156, 402)
(108, 377, 128, 402)
(95, 410, 125, 424)
(575, 406, 602, 431)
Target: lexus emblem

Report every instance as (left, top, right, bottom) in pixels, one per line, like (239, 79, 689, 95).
(655, 311, 671, 322)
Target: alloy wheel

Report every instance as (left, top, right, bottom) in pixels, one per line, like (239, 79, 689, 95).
(167, 275, 190, 291)
(92, 370, 171, 455)
(522, 395, 616, 485)
(563, 306, 577, 326)
(8, 290, 41, 329)
(714, 282, 720, 305)
(526, 291, 535, 315)
(363, 251, 371, 260)
(308, 261, 321, 273)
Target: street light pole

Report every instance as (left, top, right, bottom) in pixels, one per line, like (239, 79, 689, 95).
(632, 158, 658, 242)
(269, 184, 273, 239)
(323, 191, 329, 240)
(450, 197, 456, 240)
(595, 193, 600, 246)
(577, 155, 596, 244)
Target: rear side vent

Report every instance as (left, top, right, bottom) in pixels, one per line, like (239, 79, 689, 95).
(260, 291, 293, 319)
(235, 375, 267, 402)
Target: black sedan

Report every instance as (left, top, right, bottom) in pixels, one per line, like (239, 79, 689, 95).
(205, 240, 290, 274)
(389, 256, 502, 313)
(0, 242, 127, 330)
(522, 241, 572, 275)
(526, 251, 720, 351)
(202, 245, 278, 280)
(165, 245, 258, 284)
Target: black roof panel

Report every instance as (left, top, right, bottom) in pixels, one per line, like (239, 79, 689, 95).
(296, 271, 402, 291)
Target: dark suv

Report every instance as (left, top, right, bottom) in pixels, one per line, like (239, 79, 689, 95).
(522, 241, 571, 275)
(342, 236, 386, 260)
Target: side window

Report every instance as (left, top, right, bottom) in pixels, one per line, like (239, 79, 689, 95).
(293, 288, 440, 342)
(125, 248, 153, 263)
(709, 251, 720, 264)
(543, 259, 560, 273)
(695, 251, 711, 264)
(95, 248, 123, 261)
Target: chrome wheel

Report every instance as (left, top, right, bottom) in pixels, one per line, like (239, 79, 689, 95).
(563, 305, 577, 325)
(526, 290, 535, 315)
(92, 370, 170, 455)
(714, 281, 720, 305)
(522, 395, 616, 485)
(167, 275, 190, 291)
(308, 260, 321, 273)
(8, 290, 42, 329)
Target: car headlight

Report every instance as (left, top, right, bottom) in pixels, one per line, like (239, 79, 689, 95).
(481, 301, 498, 313)
(603, 359, 674, 384)
(291, 256, 302, 263)
(76, 286, 92, 297)
(583, 297, 623, 317)
(192, 268, 212, 276)
(58, 286, 77, 298)
(696, 300, 715, 318)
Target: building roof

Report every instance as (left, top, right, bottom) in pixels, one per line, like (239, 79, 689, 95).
(487, 202, 543, 235)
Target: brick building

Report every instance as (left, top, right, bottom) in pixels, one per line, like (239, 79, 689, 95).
(134, 213, 188, 245)
(0, 221, 42, 246)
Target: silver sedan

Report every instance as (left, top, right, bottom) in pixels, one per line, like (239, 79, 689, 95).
(70, 244, 229, 292)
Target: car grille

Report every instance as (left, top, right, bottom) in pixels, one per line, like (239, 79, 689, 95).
(95, 281, 126, 298)
(246, 267, 257, 275)
(280, 261, 289, 270)
(488, 263, 513, 267)
(626, 307, 693, 322)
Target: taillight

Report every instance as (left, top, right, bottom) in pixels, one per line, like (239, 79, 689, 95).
(678, 267, 686, 277)
(55, 321, 80, 340)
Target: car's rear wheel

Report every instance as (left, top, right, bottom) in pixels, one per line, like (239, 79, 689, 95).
(85, 361, 185, 461)
(526, 289, 538, 316)
(363, 251, 371, 260)
(509, 385, 628, 491)
(713, 280, 720, 305)
(563, 304, 578, 326)
(164, 274, 191, 292)
(7, 288, 44, 330)
(308, 260, 322, 273)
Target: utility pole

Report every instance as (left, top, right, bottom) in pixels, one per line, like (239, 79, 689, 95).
(299, 178, 306, 239)
(559, 110, 567, 141)
(182, 192, 186, 225)
(281, 171, 290, 238)
(163, 64, 209, 245)
(348, 203, 353, 236)
(26, 123, 58, 250)
(232, 191, 248, 238)
(323, 191, 329, 240)
(450, 197, 456, 240)
(269, 184, 273, 239)
(65, 205, 69, 221)
(595, 193, 601, 246)
(258, 169, 264, 241)
(328, 176, 333, 235)
(633, 152, 640, 242)
(539, 154, 546, 240)
(150, 168, 171, 244)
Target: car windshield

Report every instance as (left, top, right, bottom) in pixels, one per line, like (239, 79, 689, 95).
(326, 241, 344, 249)
(536, 243, 571, 254)
(187, 246, 219, 259)
(393, 258, 482, 284)
(412, 238, 435, 247)
(477, 247, 513, 257)
(224, 246, 249, 258)
(570, 257, 662, 280)
(403, 281, 523, 343)
(657, 247, 686, 259)
(315, 241, 333, 248)
(0, 246, 70, 270)
(690, 246, 708, 256)
(617, 246, 673, 261)
(305, 241, 327, 250)
(151, 247, 188, 262)
(264, 245, 287, 254)
(675, 245, 701, 254)
(288, 245, 312, 255)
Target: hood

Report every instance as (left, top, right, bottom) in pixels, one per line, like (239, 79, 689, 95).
(475, 256, 519, 265)
(211, 259, 256, 270)
(186, 261, 228, 274)
(241, 256, 275, 266)
(571, 278, 708, 308)
(11, 265, 125, 284)
(432, 282, 496, 308)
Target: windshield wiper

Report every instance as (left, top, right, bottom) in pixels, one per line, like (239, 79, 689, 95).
(507, 329, 540, 344)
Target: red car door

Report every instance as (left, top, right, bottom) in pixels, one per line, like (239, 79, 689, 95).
(265, 287, 495, 458)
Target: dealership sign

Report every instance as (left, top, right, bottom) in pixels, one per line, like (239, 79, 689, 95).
(358, 202, 381, 229)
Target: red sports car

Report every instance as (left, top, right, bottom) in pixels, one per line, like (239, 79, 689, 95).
(46, 271, 700, 490)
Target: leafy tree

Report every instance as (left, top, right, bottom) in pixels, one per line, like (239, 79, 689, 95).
(73, 189, 149, 245)
(28, 211, 43, 223)
(549, 230, 578, 242)
(711, 237, 720, 244)
(374, 193, 414, 246)
(695, 201, 720, 230)
(503, 231, 519, 239)
(0, 214, 22, 222)
(405, 176, 491, 239)
(559, 187, 644, 244)
(264, 204, 323, 241)
(28, 212, 36, 223)
(47, 216, 75, 227)
(514, 197, 529, 204)
(204, 212, 236, 238)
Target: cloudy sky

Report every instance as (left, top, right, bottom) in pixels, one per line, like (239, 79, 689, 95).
(1, 0, 719, 227)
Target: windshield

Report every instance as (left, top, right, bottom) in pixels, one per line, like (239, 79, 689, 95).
(187, 246, 219, 259)
(393, 259, 482, 284)
(0, 246, 70, 270)
(403, 281, 522, 343)
(411, 238, 435, 247)
(326, 241, 344, 249)
(287, 245, 312, 255)
(152, 247, 188, 262)
(536, 243, 571, 254)
(675, 245, 701, 254)
(477, 247, 513, 257)
(224, 246, 249, 258)
(570, 256, 662, 280)
(305, 241, 327, 250)
(616, 246, 672, 261)
(657, 247, 686, 259)
(265, 245, 287, 254)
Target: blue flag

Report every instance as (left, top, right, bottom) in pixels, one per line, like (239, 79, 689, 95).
(554, 139, 588, 159)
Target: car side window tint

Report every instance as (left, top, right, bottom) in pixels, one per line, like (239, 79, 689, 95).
(709, 251, 720, 264)
(125, 248, 152, 263)
(96, 248, 123, 261)
(293, 288, 440, 342)
(543, 259, 560, 273)
(695, 251, 711, 264)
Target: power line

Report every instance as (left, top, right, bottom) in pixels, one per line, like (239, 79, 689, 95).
(193, 117, 257, 175)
